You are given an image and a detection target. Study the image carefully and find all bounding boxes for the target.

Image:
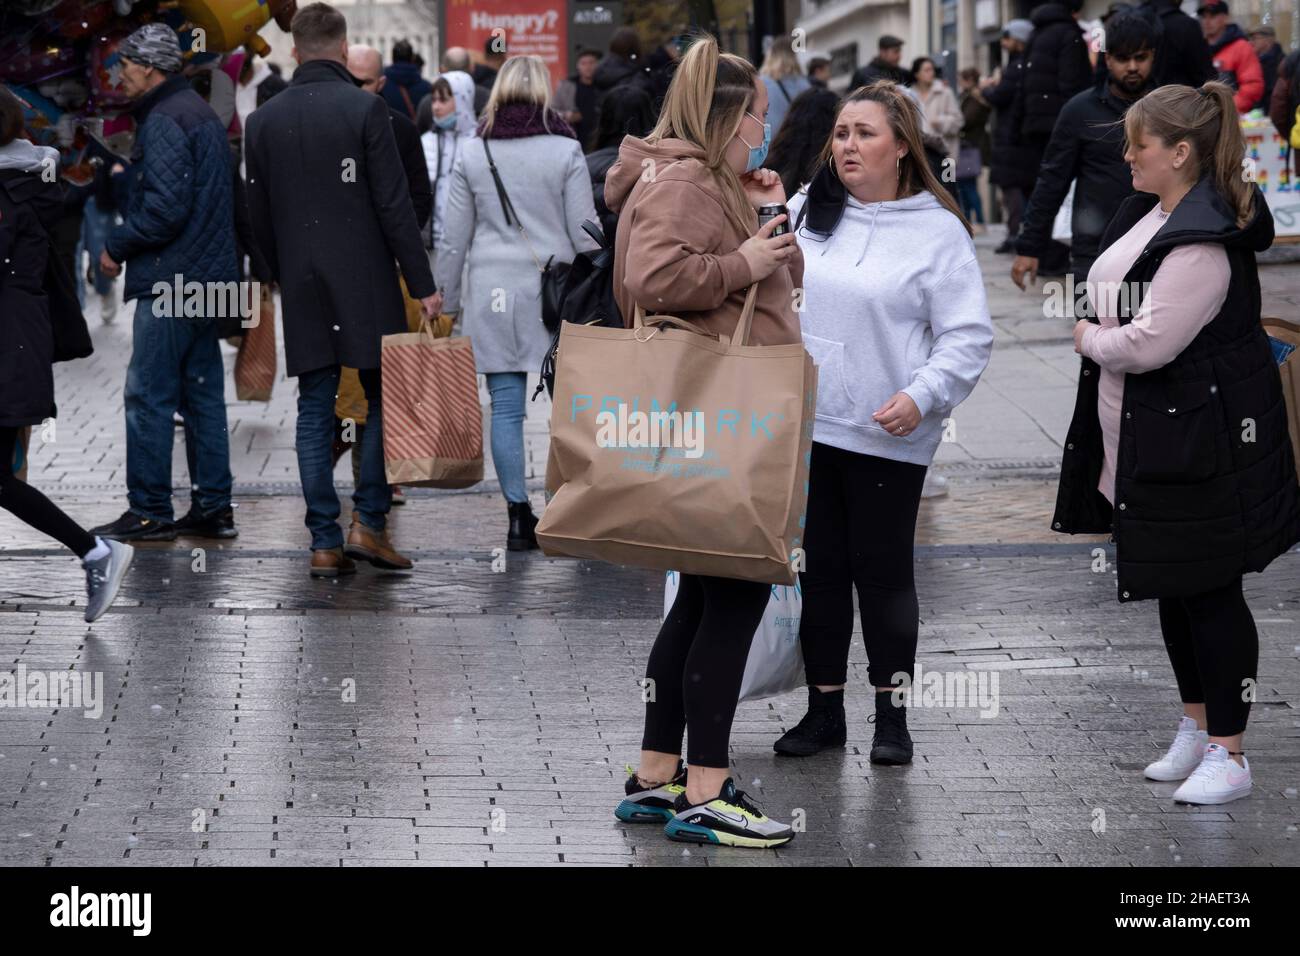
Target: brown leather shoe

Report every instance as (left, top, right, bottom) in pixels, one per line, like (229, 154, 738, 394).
(310, 547, 356, 578)
(343, 514, 413, 570)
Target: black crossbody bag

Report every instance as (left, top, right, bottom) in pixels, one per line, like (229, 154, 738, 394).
(481, 138, 570, 332)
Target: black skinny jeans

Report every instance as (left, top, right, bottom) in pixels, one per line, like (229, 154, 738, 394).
(0, 426, 96, 557)
(641, 572, 770, 768)
(1158, 576, 1258, 738)
(799, 441, 927, 688)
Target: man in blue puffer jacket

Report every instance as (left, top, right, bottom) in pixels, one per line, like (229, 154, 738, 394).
(95, 23, 240, 543)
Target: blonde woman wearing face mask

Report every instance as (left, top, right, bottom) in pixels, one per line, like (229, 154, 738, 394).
(601, 33, 804, 849)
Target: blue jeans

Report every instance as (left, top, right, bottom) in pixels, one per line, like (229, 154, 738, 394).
(296, 365, 389, 550)
(77, 198, 117, 302)
(124, 297, 233, 521)
(957, 178, 984, 224)
(486, 372, 528, 503)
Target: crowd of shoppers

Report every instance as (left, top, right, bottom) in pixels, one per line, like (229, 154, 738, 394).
(3, 2, 1297, 854)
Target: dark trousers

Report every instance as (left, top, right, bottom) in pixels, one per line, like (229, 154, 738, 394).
(641, 572, 770, 768)
(799, 442, 927, 688)
(1158, 577, 1258, 737)
(124, 298, 233, 522)
(1, 426, 96, 557)
(958, 177, 984, 224)
(1001, 186, 1025, 237)
(296, 365, 388, 550)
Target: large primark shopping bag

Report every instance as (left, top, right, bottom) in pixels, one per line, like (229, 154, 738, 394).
(537, 285, 816, 585)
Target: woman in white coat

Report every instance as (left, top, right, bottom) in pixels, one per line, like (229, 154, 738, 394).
(435, 56, 600, 550)
(421, 72, 476, 270)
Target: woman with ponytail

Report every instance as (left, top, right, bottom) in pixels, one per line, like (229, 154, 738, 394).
(1054, 81, 1300, 805)
(602, 33, 803, 849)
(771, 81, 993, 764)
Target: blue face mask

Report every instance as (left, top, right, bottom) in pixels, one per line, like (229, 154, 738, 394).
(434, 112, 457, 131)
(738, 110, 771, 172)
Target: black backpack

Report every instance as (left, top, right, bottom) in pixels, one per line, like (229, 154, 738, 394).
(532, 218, 623, 401)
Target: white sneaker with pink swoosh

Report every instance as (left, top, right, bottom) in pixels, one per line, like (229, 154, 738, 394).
(1172, 743, 1252, 805)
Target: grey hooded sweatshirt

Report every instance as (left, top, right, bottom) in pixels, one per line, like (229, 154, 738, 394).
(788, 188, 993, 465)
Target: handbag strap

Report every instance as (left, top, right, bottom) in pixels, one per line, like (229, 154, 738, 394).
(482, 137, 548, 274)
(397, 84, 417, 123)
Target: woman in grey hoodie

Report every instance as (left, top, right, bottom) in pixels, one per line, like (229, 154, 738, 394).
(774, 82, 994, 764)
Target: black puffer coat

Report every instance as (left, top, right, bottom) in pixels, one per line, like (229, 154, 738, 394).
(1020, 3, 1092, 141)
(1053, 178, 1300, 601)
(0, 169, 63, 428)
(983, 52, 1038, 191)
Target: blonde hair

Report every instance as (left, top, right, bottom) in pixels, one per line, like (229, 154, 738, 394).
(647, 33, 758, 236)
(760, 36, 802, 80)
(817, 80, 973, 236)
(1122, 81, 1252, 226)
(481, 55, 553, 136)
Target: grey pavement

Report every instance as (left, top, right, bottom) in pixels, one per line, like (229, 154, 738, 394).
(1, 226, 1298, 866)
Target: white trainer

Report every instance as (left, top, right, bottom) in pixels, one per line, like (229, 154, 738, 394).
(1172, 743, 1252, 805)
(1143, 715, 1208, 781)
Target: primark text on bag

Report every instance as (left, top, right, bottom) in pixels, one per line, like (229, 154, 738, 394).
(536, 285, 816, 585)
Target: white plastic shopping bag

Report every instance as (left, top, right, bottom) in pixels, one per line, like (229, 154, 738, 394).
(663, 570, 805, 702)
(1051, 178, 1075, 241)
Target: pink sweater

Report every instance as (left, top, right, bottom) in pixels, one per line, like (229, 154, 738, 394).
(1078, 202, 1230, 504)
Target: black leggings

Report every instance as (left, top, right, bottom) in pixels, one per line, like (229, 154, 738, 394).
(0, 426, 96, 557)
(641, 572, 770, 768)
(799, 442, 927, 688)
(1157, 576, 1258, 737)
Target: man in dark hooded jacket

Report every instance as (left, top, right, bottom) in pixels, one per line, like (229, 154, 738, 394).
(849, 35, 914, 89)
(380, 39, 431, 123)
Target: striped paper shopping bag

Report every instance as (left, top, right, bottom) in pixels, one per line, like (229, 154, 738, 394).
(379, 324, 483, 489)
(234, 285, 277, 402)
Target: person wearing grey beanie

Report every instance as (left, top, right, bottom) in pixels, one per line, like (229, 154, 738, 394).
(92, 21, 241, 543)
(116, 22, 184, 76)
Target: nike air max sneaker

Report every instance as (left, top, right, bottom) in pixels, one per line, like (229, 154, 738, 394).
(1143, 715, 1209, 781)
(664, 777, 795, 849)
(614, 761, 687, 823)
(1172, 744, 1252, 805)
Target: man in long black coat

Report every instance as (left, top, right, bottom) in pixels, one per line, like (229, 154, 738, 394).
(244, 2, 439, 578)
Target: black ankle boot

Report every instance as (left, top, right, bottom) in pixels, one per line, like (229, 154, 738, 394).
(869, 689, 913, 765)
(774, 686, 847, 757)
(507, 501, 539, 551)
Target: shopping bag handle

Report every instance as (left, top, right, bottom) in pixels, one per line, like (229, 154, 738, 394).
(631, 284, 760, 353)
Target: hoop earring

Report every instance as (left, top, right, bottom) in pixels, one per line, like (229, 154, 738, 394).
(829, 159, 840, 181)
(896, 155, 901, 178)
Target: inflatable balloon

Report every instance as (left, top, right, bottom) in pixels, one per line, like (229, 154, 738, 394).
(179, 0, 297, 56)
